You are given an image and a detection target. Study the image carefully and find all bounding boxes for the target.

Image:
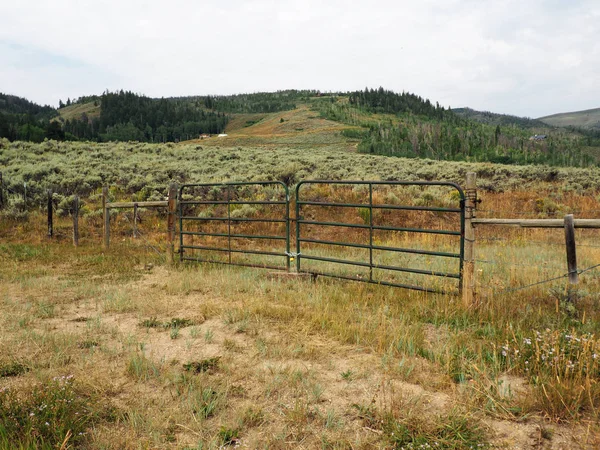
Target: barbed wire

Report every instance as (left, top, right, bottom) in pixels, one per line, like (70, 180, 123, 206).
(121, 211, 166, 260)
(579, 263, 600, 275)
(475, 258, 565, 270)
(477, 236, 600, 249)
(479, 262, 600, 298)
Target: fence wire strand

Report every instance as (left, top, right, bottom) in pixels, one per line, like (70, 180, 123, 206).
(121, 211, 166, 260)
(479, 262, 600, 298)
(475, 259, 565, 270)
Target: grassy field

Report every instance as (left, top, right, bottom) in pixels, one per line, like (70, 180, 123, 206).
(2, 108, 600, 448)
(1, 211, 600, 448)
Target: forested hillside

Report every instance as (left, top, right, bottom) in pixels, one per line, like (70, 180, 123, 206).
(199, 90, 317, 113)
(63, 91, 229, 142)
(315, 88, 598, 167)
(2, 88, 600, 168)
(0, 93, 59, 142)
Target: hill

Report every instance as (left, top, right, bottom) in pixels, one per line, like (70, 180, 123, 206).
(539, 107, 600, 130)
(452, 107, 547, 129)
(2, 88, 600, 168)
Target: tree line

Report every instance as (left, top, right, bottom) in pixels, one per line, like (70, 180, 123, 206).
(0, 91, 230, 143)
(63, 91, 229, 142)
(0, 93, 60, 142)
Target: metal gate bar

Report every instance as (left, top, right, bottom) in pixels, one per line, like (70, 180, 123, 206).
(295, 180, 465, 293)
(179, 181, 290, 271)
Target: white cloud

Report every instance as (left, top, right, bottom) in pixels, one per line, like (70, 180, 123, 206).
(0, 0, 598, 117)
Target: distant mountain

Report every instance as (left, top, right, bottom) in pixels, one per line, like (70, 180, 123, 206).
(539, 108, 600, 130)
(452, 107, 547, 129)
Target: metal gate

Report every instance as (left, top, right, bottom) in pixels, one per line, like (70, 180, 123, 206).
(295, 181, 465, 293)
(178, 180, 465, 294)
(178, 182, 290, 270)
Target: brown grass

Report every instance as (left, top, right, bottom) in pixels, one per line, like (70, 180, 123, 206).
(1, 185, 600, 448)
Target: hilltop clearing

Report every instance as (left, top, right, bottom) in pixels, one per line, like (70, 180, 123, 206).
(57, 100, 101, 122)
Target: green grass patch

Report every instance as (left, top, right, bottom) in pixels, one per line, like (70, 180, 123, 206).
(0, 375, 100, 448)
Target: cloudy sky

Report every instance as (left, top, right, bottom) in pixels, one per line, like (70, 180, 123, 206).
(1, 0, 598, 117)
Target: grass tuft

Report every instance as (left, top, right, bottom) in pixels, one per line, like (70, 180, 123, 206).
(0, 362, 28, 378)
(183, 357, 221, 374)
(0, 375, 99, 448)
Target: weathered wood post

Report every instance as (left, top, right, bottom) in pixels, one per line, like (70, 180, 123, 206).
(133, 203, 138, 239)
(564, 214, 578, 285)
(73, 195, 79, 247)
(462, 172, 477, 307)
(167, 183, 178, 264)
(47, 190, 53, 238)
(102, 186, 110, 249)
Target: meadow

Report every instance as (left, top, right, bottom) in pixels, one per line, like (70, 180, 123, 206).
(1, 111, 600, 448)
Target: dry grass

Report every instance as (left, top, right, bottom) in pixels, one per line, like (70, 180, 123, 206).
(1, 204, 600, 448)
(57, 101, 101, 122)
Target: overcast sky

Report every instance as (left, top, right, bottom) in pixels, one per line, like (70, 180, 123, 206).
(1, 0, 598, 118)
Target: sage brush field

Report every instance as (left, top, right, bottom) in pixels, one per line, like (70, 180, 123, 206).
(2, 138, 600, 211)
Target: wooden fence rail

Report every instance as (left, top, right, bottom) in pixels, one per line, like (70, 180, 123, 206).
(472, 218, 600, 228)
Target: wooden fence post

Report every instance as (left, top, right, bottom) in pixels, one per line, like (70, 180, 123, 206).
(167, 183, 178, 264)
(103, 186, 110, 249)
(133, 203, 138, 239)
(462, 172, 477, 307)
(564, 214, 578, 285)
(47, 190, 53, 238)
(73, 196, 79, 247)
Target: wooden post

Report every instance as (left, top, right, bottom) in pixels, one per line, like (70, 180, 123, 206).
(47, 190, 53, 238)
(23, 182, 27, 209)
(167, 183, 177, 264)
(564, 214, 578, 285)
(103, 186, 110, 249)
(462, 172, 477, 307)
(133, 203, 138, 239)
(73, 196, 79, 247)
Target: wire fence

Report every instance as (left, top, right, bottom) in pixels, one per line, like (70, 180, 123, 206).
(0, 173, 170, 260)
(121, 211, 167, 261)
(2, 173, 599, 299)
(477, 236, 600, 249)
(479, 263, 600, 298)
(475, 223, 599, 297)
